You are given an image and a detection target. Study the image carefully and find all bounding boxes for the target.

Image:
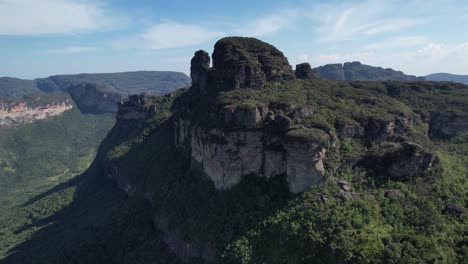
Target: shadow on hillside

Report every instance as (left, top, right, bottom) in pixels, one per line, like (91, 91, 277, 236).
(1, 162, 177, 264)
(1, 112, 295, 264)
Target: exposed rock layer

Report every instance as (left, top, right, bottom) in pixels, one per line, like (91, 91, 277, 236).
(0, 98, 72, 127)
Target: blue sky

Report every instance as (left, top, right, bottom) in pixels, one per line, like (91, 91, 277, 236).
(1, 0, 468, 79)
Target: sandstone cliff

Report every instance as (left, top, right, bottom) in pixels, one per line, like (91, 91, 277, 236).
(0, 94, 72, 127)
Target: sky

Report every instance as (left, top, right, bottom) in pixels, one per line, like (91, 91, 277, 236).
(1, 0, 468, 79)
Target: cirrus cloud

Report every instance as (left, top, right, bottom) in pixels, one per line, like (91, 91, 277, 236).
(141, 23, 225, 50)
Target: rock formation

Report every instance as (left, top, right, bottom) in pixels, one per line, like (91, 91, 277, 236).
(171, 37, 439, 194)
(190, 37, 295, 91)
(295, 63, 315, 79)
(0, 96, 72, 127)
(68, 83, 122, 113)
(190, 50, 211, 92)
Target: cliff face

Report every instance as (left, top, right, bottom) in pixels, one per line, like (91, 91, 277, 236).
(173, 37, 436, 193)
(68, 83, 121, 113)
(0, 96, 72, 127)
(192, 37, 295, 92)
(175, 118, 326, 193)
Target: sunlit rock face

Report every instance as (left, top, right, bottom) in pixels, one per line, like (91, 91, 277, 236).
(0, 99, 72, 127)
(174, 116, 328, 194)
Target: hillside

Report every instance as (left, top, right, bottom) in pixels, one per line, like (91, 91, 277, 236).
(0, 71, 191, 98)
(425, 73, 468, 84)
(99, 37, 468, 263)
(0, 103, 115, 208)
(0, 71, 192, 262)
(314, 62, 423, 81)
(0, 78, 37, 98)
(1, 37, 465, 264)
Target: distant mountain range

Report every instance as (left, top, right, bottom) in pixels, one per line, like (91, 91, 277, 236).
(424, 73, 468, 84)
(314, 61, 423, 81)
(0, 71, 191, 98)
(313, 61, 468, 84)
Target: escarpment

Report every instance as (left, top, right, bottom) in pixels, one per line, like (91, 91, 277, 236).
(68, 83, 122, 113)
(173, 37, 443, 193)
(100, 37, 467, 263)
(0, 95, 72, 127)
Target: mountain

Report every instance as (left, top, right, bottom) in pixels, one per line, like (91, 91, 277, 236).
(0, 77, 37, 98)
(0, 71, 190, 98)
(34, 71, 191, 95)
(314, 61, 423, 81)
(425, 73, 468, 84)
(1, 37, 466, 263)
(0, 71, 191, 260)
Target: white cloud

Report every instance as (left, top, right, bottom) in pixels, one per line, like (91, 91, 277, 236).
(46, 46, 96, 54)
(141, 23, 225, 49)
(363, 18, 422, 35)
(0, 0, 112, 35)
(241, 9, 299, 36)
(363, 36, 427, 50)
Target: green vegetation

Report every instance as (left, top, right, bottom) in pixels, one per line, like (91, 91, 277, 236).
(36, 71, 190, 95)
(0, 107, 114, 209)
(224, 155, 466, 263)
(95, 78, 467, 263)
(1, 71, 190, 98)
(0, 78, 37, 98)
(1, 76, 466, 263)
(0, 165, 177, 264)
(314, 61, 422, 81)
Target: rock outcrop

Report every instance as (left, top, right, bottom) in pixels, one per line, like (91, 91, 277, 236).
(190, 50, 211, 92)
(359, 142, 438, 180)
(175, 118, 328, 193)
(429, 111, 468, 139)
(190, 37, 295, 91)
(68, 83, 122, 113)
(0, 96, 72, 127)
(295, 63, 315, 79)
(173, 37, 439, 194)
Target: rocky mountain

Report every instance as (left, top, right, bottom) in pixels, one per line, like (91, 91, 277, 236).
(1, 37, 466, 264)
(95, 37, 466, 263)
(0, 71, 190, 98)
(425, 73, 468, 84)
(314, 61, 423, 81)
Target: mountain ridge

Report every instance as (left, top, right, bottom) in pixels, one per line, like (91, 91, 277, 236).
(0, 71, 191, 98)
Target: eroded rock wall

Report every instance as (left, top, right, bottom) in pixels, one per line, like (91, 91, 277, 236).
(174, 118, 327, 193)
(0, 100, 72, 127)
